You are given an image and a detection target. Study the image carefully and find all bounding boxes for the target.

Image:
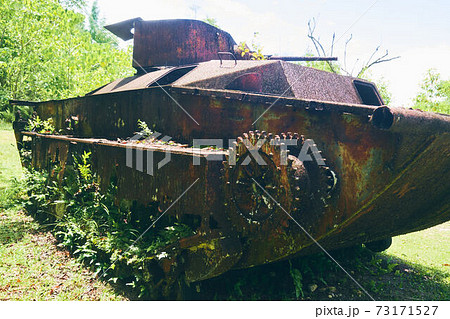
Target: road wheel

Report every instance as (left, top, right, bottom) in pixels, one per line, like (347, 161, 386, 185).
(364, 237, 392, 252)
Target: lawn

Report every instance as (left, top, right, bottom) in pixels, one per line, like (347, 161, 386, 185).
(0, 124, 21, 187)
(0, 126, 126, 300)
(388, 225, 450, 280)
(0, 123, 448, 300)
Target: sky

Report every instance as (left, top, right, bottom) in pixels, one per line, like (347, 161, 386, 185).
(89, 0, 450, 107)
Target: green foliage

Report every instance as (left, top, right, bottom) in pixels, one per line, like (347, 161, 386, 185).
(87, 0, 118, 46)
(26, 115, 55, 134)
(238, 33, 266, 61)
(0, 0, 134, 121)
(137, 120, 154, 138)
(77, 151, 92, 181)
(413, 69, 450, 114)
(22, 150, 194, 298)
(203, 17, 220, 29)
(59, 0, 86, 10)
(289, 260, 304, 299)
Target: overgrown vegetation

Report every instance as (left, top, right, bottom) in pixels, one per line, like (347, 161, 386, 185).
(137, 119, 154, 138)
(0, 129, 125, 300)
(0, 0, 134, 122)
(25, 115, 56, 134)
(237, 32, 266, 61)
(19, 150, 194, 299)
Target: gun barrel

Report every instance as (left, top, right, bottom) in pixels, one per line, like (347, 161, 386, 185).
(267, 56, 338, 62)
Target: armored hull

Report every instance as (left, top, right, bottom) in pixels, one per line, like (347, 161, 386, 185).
(12, 19, 450, 289)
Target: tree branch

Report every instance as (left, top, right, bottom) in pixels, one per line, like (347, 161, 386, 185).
(307, 18, 337, 73)
(306, 18, 399, 77)
(357, 50, 400, 77)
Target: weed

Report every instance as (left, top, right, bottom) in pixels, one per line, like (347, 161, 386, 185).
(289, 260, 304, 299)
(137, 120, 154, 138)
(26, 115, 55, 134)
(20, 150, 195, 299)
(76, 151, 92, 181)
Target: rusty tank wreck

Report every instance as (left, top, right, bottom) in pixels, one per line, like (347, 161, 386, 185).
(12, 19, 450, 295)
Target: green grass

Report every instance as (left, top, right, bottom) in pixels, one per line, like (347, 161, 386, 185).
(0, 209, 126, 300)
(0, 122, 12, 131)
(195, 230, 449, 300)
(196, 208, 449, 301)
(0, 124, 448, 300)
(387, 225, 450, 279)
(0, 127, 126, 300)
(0, 128, 22, 187)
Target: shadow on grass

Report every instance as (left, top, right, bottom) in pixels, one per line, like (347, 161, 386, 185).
(375, 254, 450, 301)
(0, 217, 37, 245)
(4, 203, 448, 301)
(189, 246, 450, 301)
(0, 186, 38, 245)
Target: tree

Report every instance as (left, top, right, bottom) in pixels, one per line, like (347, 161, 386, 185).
(0, 0, 134, 121)
(59, 0, 86, 10)
(88, 0, 118, 46)
(303, 18, 396, 105)
(306, 18, 400, 78)
(413, 69, 450, 114)
(203, 17, 220, 29)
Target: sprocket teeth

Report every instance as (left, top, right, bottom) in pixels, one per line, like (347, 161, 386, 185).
(249, 131, 255, 142)
(228, 131, 338, 221)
